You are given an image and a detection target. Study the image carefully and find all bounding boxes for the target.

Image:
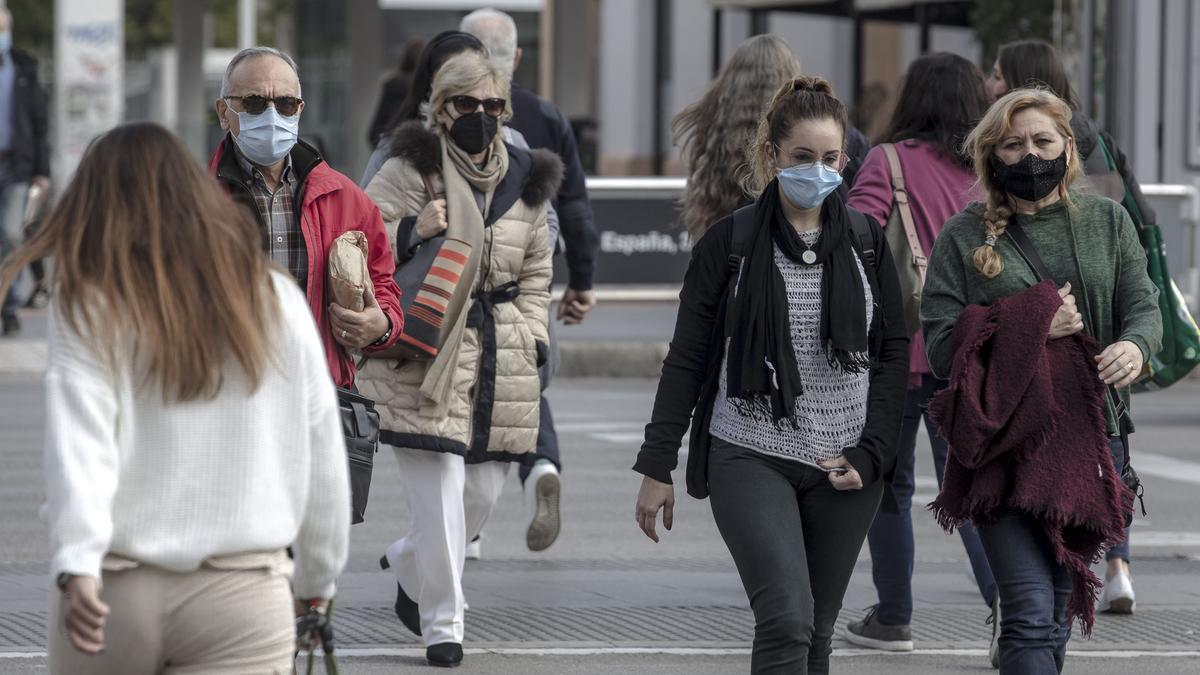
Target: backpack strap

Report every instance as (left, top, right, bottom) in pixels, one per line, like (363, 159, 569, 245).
(728, 204, 756, 271)
(846, 207, 877, 269)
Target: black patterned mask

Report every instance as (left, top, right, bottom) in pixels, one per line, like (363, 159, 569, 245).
(989, 152, 1067, 202)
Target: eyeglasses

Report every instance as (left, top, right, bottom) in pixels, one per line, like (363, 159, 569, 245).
(449, 95, 506, 118)
(225, 95, 303, 116)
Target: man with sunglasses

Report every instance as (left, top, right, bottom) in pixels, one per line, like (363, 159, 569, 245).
(210, 47, 405, 391)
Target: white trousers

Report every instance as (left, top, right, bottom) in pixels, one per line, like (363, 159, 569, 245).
(386, 446, 508, 646)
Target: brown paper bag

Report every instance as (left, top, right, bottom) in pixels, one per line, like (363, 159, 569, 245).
(328, 231, 372, 312)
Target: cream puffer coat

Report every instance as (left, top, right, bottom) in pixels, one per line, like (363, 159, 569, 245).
(358, 122, 561, 462)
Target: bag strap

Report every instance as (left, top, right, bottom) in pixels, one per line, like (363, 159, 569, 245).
(1007, 219, 1133, 451)
(1094, 134, 1146, 229)
(879, 143, 927, 280)
(727, 204, 756, 284)
(847, 208, 877, 269)
(419, 173, 439, 203)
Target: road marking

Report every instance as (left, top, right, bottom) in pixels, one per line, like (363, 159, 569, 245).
(3, 647, 1199, 659)
(1132, 451, 1200, 486)
(556, 421, 645, 432)
(0, 341, 46, 374)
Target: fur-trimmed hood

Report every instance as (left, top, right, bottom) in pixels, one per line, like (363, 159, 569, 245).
(386, 121, 563, 206)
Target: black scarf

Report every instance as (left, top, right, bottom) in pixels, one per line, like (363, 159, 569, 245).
(725, 180, 871, 423)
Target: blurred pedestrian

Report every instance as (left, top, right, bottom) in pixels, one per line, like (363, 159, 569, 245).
(0, 122, 349, 675)
(463, 6, 596, 553)
(211, 47, 405, 389)
(988, 39, 1156, 614)
(635, 76, 909, 674)
(359, 49, 559, 668)
(844, 52, 999, 661)
(0, 6, 50, 336)
(922, 88, 1161, 674)
(673, 34, 872, 243)
(368, 37, 426, 148)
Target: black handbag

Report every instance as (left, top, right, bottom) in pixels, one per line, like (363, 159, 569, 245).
(336, 387, 379, 524)
(1006, 220, 1146, 526)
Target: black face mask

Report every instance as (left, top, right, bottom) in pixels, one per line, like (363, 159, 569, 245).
(449, 111, 499, 155)
(989, 152, 1068, 202)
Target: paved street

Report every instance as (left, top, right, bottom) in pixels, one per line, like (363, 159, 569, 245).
(2, 311, 1200, 672)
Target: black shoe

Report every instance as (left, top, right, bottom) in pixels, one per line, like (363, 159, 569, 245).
(426, 642, 463, 668)
(1, 314, 18, 337)
(379, 554, 422, 637)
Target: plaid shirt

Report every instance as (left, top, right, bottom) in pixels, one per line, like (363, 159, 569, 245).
(235, 148, 307, 288)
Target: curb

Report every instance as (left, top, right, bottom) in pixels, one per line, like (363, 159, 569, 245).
(558, 341, 667, 379)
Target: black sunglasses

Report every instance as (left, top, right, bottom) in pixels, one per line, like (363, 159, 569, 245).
(225, 95, 303, 116)
(449, 95, 506, 118)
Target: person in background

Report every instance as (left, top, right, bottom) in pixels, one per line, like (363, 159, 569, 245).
(635, 76, 909, 673)
(0, 122, 349, 675)
(0, 7, 50, 336)
(922, 88, 1161, 674)
(987, 37, 1150, 617)
(211, 47, 405, 390)
(368, 37, 426, 148)
(672, 34, 871, 243)
(844, 52, 1000, 664)
(462, 7, 601, 553)
(360, 50, 558, 668)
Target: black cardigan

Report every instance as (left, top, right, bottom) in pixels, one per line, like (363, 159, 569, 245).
(633, 210, 910, 499)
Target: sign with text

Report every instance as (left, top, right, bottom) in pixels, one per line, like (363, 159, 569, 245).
(54, 0, 124, 182)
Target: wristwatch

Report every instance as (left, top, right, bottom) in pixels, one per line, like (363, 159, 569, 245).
(55, 572, 74, 591)
(369, 317, 393, 347)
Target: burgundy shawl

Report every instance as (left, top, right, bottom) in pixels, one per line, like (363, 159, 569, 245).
(928, 281, 1132, 634)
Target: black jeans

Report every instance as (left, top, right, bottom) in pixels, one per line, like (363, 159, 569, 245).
(708, 437, 883, 674)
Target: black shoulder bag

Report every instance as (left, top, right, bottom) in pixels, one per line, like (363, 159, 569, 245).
(337, 387, 380, 524)
(1005, 220, 1146, 527)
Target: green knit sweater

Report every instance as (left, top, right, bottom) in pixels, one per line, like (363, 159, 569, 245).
(921, 192, 1162, 434)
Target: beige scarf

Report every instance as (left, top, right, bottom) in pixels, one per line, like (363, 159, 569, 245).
(419, 131, 509, 416)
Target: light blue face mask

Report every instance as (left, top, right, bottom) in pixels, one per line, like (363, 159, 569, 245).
(0, 32, 11, 53)
(777, 161, 843, 209)
(231, 104, 300, 166)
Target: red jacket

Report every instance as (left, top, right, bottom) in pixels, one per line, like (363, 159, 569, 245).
(210, 137, 404, 388)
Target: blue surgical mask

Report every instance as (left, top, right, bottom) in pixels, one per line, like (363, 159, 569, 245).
(777, 161, 843, 209)
(0, 32, 11, 53)
(231, 104, 299, 166)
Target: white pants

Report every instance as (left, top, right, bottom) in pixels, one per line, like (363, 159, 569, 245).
(386, 446, 508, 646)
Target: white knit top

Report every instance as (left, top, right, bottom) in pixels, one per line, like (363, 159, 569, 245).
(710, 233, 874, 468)
(43, 271, 350, 599)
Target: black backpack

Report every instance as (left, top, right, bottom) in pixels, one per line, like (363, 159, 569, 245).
(726, 203, 879, 287)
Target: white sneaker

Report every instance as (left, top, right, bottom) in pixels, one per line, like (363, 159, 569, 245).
(525, 461, 561, 552)
(1099, 570, 1136, 614)
(465, 535, 482, 561)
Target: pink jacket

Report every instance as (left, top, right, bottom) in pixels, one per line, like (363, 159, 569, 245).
(848, 140, 978, 387)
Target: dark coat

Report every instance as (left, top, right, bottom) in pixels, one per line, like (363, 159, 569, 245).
(7, 49, 50, 181)
(508, 83, 599, 290)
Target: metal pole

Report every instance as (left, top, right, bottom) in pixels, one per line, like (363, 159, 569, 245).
(653, 0, 668, 175)
(238, 0, 257, 49)
(917, 3, 930, 54)
(712, 7, 723, 78)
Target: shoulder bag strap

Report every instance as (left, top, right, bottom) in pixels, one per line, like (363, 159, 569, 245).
(879, 143, 927, 282)
(1008, 219, 1132, 447)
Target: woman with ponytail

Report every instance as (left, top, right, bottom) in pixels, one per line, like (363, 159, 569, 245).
(921, 88, 1161, 674)
(634, 76, 909, 673)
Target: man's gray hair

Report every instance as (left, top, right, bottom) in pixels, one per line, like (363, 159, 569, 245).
(221, 46, 302, 97)
(460, 8, 518, 75)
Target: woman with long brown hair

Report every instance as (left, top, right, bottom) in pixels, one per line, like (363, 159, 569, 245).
(0, 122, 350, 674)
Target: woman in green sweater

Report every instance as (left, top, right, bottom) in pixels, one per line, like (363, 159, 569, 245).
(921, 88, 1161, 674)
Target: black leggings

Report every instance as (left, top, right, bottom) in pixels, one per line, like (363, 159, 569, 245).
(708, 437, 883, 674)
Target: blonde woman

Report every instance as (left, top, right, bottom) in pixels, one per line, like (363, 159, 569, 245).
(922, 89, 1161, 674)
(0, 123, 349, 674)
(672, 35, 871, 240)
(359, 50, 559, 668)
(636, 77, 909, 673)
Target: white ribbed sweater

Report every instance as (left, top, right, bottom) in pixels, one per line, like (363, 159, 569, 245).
(43, 272, 350, 599)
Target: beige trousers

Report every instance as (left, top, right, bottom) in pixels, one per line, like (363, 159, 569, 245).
(49, 551, 295, 675)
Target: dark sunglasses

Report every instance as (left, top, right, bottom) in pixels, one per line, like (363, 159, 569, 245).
(449, 95, 506, 118)
(225, 95, 303, 116)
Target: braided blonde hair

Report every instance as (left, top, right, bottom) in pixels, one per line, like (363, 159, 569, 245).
(962, 88, 1081, 278)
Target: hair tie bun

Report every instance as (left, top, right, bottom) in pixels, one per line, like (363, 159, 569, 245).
(985, 233, 998, 247)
